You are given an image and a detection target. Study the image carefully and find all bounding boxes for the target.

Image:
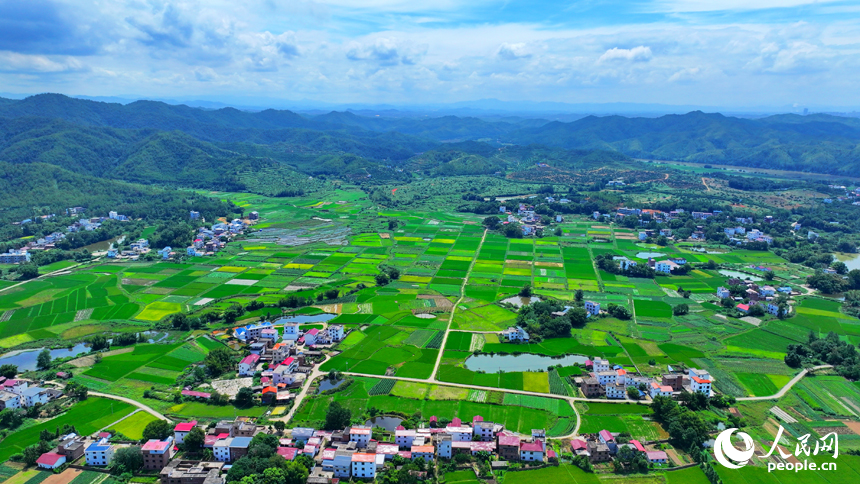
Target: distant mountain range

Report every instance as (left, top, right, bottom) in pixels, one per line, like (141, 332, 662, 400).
(1, 93, 860, 186)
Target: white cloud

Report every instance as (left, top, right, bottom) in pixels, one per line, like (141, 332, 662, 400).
(0, 51, 86, 73)
(496, 42, 532, 60)
(598, 46, 653, 63)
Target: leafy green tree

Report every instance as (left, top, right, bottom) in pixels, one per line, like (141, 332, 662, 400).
(16, 264, 39, 280)
(375, 272, 390, 286)
(204, 347, 235, 376)
(274, 421, 286, 432)
(482, 216, 500, 229)
(235, 387, 255, 407)
(111, 446, 143, 474)
(627, 387, 640, 400)
(325, 401, 351, 430)
(142, 420, 172, 441)
(248, 433, 279, 458)
(0, 364, 17, 378)
(89, 335, 110, 351)
(574, 289, 584, 302)
(672, 304, 689, 316)
(568, 307, 588, 329)
(518, 284, 532, 297)
(36, 349, 51, 370)
(183, 427, 205, 451)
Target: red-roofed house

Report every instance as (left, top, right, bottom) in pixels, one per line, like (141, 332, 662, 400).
(238, 354, 260, 376)
(429, 416, 438, 427)
(281, 357, 297, 373)
(547, 449, 557, 460)
(520, 440, 544, 462)
(630, 440, 646, 452)
(690, 375, 712, 395)
(261, 386, 278, 403)
(142, 437, 176, 470)
(181, 390, 211, 399)
(304, 328, 320, 346)
(451, 417, 461, 426)
(173, 421, 198, 444)
(473, 415, 483, 423)
(37, 452, 66, 469)
(470, 441, 496, 455)
(277, 447, 298, 461)
(736, 303, 750, 313)
(570, 439, 587, 452)
(598, 430, 615, 444)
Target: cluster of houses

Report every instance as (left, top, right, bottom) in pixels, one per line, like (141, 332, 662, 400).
(282, 420, 551, 481)
(718, 279, 792, 316)
(34, 416, 554, 484)
(0, 378, 63, 410)
(107, 238, 149, 260)
(227, 320, 345, 404)
(185, 220, 246, 257)
(497, 202, 567, 236)
(500, 301, 602, 342)
(590, 208, 779, 245)
(569, 430, 669, 465)
(576, 359, 714, 399)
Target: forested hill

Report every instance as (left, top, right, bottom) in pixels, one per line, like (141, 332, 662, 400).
(0, 94, 521, 143)
(510, 111, 860, 174)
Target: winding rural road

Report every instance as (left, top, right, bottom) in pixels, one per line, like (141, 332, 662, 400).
(735, 364, 832, 401)
(89, 391, 172, 422)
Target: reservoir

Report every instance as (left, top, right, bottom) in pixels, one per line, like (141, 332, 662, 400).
(465, 353, 588, 372)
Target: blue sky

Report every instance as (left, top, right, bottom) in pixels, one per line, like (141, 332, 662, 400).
(0, 0, 858, 109)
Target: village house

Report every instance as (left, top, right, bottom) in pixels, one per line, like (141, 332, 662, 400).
(500, 326, 529, 342)
(174, 421, 198, 444)
(142, 437, 176, 470)
(86, 438, 115, 466)
(238, 354, 260, 376)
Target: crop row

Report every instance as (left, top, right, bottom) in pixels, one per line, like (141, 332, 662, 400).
(368, 379, 396, 396)
(424, 332, 444, 349)
(548, 369, 568, 396)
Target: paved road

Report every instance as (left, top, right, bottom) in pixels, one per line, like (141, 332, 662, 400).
(736, 365, 832, 401)
(89, 391, 172, 421)
(430, 228, 487, 382)
(273, 354, 333, 424)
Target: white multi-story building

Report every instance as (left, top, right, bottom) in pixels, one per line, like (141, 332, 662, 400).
(437, 435, 452, 458)
(596, 371, 617, 386)
(22, 387, 49, 407)
(613, 256, 637, 271)
(593, 358, 610, 373)
(716, 287, 731, 299)
(473, 421, 502, 441)
(446, 426, 473, 442)
(0, 391, 21, 409)
(606, 384, 627, 399)
(501, 326, 529, 342)
(655, 260, 679, 274)
(349, 428, 371, 448)
(173, 421, 197, 444)
(584, 301, 600, 316)
(213, 438, 232, 462)
(85, 438, 114, 466)
(395, 430, 418, 449)
(282, 322, 301, 340)
(238, 354, 260, 376)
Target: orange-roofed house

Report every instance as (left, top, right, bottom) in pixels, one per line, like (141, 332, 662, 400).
(411, 445, 435, 461)
(351, 453, 377, 479)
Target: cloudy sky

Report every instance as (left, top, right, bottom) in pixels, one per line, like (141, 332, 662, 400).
(1, 0, 859, 109)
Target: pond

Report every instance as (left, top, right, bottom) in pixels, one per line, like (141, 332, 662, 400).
(690, 248, 728, 254)
(0, 342, 90, 372)
(415, 314, 436, 319)
(635, 252, 666, 259)
(718, 269, 763, 282)
(837, 252, 860, 271)
(141, 331, 169, 343)
(318, 378, 346, 393)
(278, 314, 337, 324)
(365, 416, 403, 432)
(465, 353, 588, 372)
(499, 296, 541, 308)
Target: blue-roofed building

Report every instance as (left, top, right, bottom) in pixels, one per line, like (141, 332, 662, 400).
(86, 438, 114, 466)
